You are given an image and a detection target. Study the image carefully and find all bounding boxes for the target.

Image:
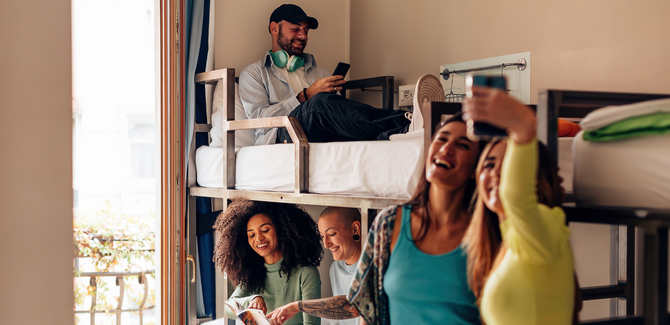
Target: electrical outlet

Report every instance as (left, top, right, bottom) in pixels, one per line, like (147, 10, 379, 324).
(398, 84, 415, 107)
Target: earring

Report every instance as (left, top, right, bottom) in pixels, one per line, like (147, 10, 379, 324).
(353, 234, 361, 242)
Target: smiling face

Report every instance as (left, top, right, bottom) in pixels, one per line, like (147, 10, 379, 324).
(247, 213, 282, 264)
(425, 121, 479, 191)
(276, 21, 309, 56)
(478, 141, 507, 215)
(318, 213, 360, 264)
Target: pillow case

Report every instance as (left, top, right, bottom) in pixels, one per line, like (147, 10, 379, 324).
(210, 80, 255, 148)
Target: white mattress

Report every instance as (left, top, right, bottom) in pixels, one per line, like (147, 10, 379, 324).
(572, 131, 670, 209)
(196, 136, 423, 198)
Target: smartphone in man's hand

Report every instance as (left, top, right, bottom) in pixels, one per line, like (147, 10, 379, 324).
(332, 62, 350, 77)
(466, 75, 509, 141)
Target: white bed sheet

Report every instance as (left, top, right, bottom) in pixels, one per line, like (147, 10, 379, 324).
(572, 131, 670, 209)
(196, 136, 423, 198)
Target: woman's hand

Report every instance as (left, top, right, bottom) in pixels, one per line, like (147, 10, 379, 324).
(266, 301, 300, 325)
(248, 296, 267, 315)
(462, 86, 536, 144)
(306, 76, 347, 98)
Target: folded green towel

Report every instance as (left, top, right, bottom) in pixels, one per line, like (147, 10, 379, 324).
(583, 112, 670, 142)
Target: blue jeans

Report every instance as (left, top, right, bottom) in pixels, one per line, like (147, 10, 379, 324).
(276, 92, 409, 143)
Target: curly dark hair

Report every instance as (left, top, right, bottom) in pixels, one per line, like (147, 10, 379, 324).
(213, 198, 323, 294)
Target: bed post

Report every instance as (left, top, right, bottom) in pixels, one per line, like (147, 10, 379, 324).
(284, 117, 309, 193)
(359, 202, 372, 245)
(215, 197, 228, 323)
(537, 90, 560, 162)
(222, 69, 236, 192)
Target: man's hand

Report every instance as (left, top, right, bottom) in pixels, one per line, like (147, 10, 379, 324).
(248, 296, 267, 315)
(306, 75, 347, 99)
(266, 301, 300, 325)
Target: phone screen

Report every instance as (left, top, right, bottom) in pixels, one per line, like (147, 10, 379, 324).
(332, 62, 350, 77)
(466, 75, 509, 141)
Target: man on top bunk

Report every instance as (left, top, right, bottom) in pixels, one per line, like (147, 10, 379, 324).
(239, 4, 434, 145)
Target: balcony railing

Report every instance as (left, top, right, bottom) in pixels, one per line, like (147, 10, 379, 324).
(74, 269, 156, 325)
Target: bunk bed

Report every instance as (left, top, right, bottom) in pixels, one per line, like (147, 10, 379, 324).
(537, 89, 670, 325)
(186, 68, 456, 324)
(188, 67, 670, 325)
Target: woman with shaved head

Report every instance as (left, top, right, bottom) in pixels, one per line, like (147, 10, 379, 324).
(317, 207, 362, 325)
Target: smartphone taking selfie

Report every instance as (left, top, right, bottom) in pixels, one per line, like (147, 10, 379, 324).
(332, 62, 350, 78)
(465, 75, 508, 141)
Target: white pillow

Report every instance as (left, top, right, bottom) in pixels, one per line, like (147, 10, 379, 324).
(580, 97, 670, 131)
(209, 80, 255, 148)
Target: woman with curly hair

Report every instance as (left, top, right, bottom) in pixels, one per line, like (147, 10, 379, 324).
(214, 198, 323, 325)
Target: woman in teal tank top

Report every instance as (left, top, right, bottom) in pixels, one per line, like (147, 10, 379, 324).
(267, 112, 485, 325)
(384, 205, 480, 324)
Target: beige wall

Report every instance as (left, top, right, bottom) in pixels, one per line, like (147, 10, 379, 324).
(215, 0, 350, 77)
(350, 0, 670, 103)
(0, 0, 73, 324)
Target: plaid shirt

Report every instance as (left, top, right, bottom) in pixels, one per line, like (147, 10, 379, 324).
(347, 205, 399, 325)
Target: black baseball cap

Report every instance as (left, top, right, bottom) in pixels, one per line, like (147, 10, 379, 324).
(269, 4, 318, 29)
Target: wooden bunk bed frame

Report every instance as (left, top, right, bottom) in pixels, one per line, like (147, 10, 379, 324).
(538, 89, 670, 325)
(186, 68, 460, 324)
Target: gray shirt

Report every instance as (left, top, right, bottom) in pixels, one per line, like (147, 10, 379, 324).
(326, 260, 360, 325)
(239, 52, 329, 145)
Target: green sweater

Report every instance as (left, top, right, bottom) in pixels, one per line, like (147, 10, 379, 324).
(225, 260, 321, 325)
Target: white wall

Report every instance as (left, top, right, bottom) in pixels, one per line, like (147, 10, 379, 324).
(214, 0, 350, 77)
(0, 0, 73, 324)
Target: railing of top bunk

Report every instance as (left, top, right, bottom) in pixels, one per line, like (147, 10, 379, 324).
(538, 90, 670, 325)
(190, 68, 408, 234)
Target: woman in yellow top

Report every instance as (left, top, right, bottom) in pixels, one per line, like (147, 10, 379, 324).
(462, 86, 578, 325)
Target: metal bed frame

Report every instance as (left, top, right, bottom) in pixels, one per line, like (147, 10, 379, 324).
(538, 89, 670, 325)
(185, 68, 450, 324)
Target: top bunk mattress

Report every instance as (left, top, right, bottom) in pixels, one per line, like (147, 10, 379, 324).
(195, 136, 423, 198)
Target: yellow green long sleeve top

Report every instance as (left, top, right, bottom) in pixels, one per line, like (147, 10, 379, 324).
(480, 138, 575, 325)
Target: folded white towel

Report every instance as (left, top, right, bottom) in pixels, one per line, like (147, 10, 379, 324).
(580, 97, 670, 131)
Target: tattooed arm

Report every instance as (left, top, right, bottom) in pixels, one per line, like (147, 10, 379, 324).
(299, 295, 360, 319)
(267, 296, 359, 325)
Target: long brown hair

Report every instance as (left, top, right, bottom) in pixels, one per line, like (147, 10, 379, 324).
(405, 112, 485, 242)
(463, 139, 564, 299)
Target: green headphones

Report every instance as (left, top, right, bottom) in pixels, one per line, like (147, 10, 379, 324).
(269, 50, 305, 72)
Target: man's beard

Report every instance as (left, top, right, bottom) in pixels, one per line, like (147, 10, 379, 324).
(277, 28, 305, 57)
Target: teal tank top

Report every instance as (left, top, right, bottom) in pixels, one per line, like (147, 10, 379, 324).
(383, 205, 480, 325)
